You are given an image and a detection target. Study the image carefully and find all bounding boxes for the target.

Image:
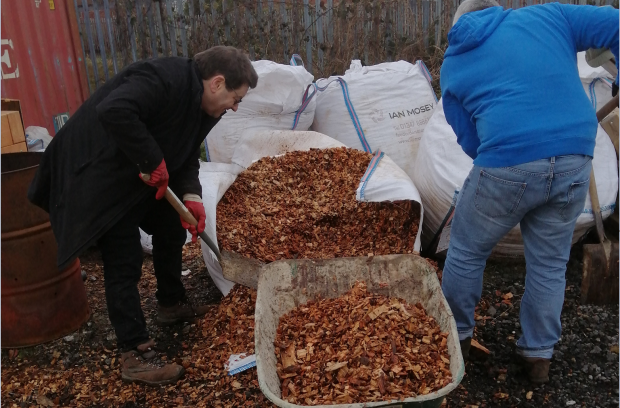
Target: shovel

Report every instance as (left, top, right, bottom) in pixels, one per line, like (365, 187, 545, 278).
(141, 173, 222, 262)
(580, 94, 619, 305)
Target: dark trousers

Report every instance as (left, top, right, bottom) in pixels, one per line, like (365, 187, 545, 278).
(97, 194, 187, 352)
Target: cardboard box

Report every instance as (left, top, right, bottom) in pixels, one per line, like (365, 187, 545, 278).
(1, 111, 26, 147)
(1, 141, 27, 154)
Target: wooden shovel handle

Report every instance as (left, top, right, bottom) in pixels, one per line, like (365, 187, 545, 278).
(162, 188, 222, 262)
(164, 188, 199, 226)
(141, 173, 222, 261)
(596, 94, 619, 123)
(587, 92, 619, 244)
(588, 169, 606, 244)
(140, 173, 198, 226)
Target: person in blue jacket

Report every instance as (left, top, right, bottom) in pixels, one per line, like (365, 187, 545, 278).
(440, 0, 618, 383)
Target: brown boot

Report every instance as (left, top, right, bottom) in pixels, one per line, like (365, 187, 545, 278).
(516, 355, 550, 384)
(121, 339, 184, 386)
(157, 298, 212, 326)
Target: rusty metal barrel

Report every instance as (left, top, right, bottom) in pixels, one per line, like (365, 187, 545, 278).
(1, 152, 90, 348)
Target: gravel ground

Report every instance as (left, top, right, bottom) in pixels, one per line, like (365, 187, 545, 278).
(446, 243, 619, 408)
(1, 239, 618, 407)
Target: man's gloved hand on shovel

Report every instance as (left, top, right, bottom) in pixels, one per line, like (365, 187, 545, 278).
(181, 194, 206, 242)
(139, 159, 169, 200)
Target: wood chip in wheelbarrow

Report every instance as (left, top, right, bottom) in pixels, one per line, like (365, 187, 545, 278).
(274, 281, 452, 405)
(216, 147, 419, 263)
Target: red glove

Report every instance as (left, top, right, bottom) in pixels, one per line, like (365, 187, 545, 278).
(139, 159, 169, 200)
(182, 195, 206, 242)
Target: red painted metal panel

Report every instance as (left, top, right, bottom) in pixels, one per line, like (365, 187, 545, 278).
(1, 0, 89, 136)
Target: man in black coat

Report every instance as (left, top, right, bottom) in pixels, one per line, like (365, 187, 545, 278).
(28, 46, 258, 385)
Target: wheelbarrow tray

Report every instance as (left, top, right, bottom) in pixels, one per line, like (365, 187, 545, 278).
(254, 254, 465, 408)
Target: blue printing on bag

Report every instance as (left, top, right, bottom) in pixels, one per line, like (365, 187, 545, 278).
(589, 79, 599, 108)
(315, 77, 372, 153)
(203, 139, 211, 162)
(416, 60, 438, 103)
(227, 360, 257, 376)
(290, 54, 304, 67)
(358, 150, 385, 200)
(292, 84, 318, 130)
(582, 203, 616, 214)
(589, 77, 613, 108)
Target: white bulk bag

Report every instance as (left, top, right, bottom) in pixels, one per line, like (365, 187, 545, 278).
(577, 51, 615, 112)
(139, 229, 193, 255)
(414, 98, 618, 257)
(200, 130, 424, 296)
(311, 60, 438, 182)
(205, 60, 316, 163)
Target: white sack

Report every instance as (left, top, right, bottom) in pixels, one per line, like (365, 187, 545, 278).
(198, 162, 245, 295)
(25, 126, 53, 151)
(311, 60, 438, 183)
(577, 51, 615, 112)
(200, 130, 423, 296)
(413, 98, 618, 257)
(205, 60, 316, 163)
(139, 229, 193, 255)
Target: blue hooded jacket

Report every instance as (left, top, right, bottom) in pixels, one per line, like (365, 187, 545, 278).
(440, 3, 619, 167)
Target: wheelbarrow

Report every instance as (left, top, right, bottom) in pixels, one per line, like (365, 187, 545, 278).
(254, 254, 464, 408)
(580, 93, 619, 305)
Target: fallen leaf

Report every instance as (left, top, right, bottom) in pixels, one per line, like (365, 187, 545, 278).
(471, 339, 490, 355)
(526, 391, 533, 400)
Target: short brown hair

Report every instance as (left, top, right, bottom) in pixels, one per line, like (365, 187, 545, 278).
(194, 46, 258, 90)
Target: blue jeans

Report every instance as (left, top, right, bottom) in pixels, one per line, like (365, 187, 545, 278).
(441, 155, 592, 359)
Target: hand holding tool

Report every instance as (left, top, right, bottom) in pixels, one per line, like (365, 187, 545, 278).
(140, 173, 221, 262)
(139, 159, 169, 200)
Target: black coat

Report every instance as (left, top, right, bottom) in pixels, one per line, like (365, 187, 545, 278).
(28, 58, 219, 269)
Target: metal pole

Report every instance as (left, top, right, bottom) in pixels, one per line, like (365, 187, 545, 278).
(73, 0, 93, 95)
(102, 0, 118, 74)
(280, 0, 289, 63)
(154, 0, 168, 56)
(303, 0, 313, 74)
(92, 0, 110, 80)
(81, 0, 101, 87)
(316, 0, 323, 71)
(165, 0, 178, 55)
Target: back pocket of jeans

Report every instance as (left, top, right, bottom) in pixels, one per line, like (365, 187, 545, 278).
(474, 170, 526, 217)
(559, 179, 590, 221)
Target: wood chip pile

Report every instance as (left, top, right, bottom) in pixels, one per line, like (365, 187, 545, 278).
(274, 281, 452, 405)
(217, 147, 420, 263)
(198, 285, 274, 407)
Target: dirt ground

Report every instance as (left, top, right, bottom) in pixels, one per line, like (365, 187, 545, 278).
(1, 238, 618, 408)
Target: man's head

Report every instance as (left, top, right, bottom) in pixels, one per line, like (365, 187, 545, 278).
(194, 46, 259, 118)
(452, 0, 500, 26)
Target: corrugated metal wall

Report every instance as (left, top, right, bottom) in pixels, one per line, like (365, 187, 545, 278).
(1, 0, 90, 136)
